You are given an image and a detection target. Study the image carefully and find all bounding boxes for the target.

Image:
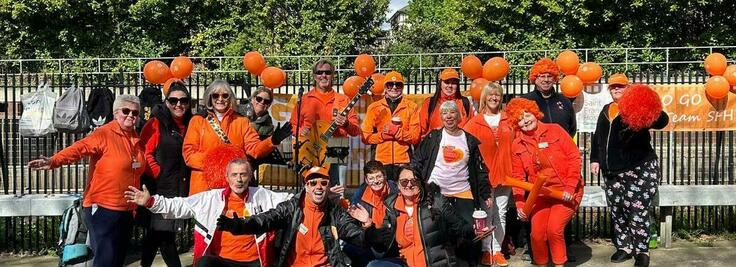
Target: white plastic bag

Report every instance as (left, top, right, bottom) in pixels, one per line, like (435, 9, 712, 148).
(20, 82, 58, 137)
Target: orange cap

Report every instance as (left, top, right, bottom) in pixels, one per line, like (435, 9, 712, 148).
(302, 166, 329, 181)
(439, 68, 460, 80)
(608, 73, 629, 86)
(384, 71, 404, 85)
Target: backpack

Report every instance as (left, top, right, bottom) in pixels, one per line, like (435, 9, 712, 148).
(58, 198, 93, 266)
(86, 86, 115, 131)
(136, 86, 163, 133)
(54, 86, 90, 133)
(19, 82, 58, 137)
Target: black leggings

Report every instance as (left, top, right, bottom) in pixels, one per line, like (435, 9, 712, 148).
(196, 255, 261, 267)
(140, 229, 181, 267)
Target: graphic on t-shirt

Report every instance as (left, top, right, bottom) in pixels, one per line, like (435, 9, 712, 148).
(442, 145, 465, 164)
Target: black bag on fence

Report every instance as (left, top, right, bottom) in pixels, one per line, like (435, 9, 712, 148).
(136, 86, 163, 133)
(86, 86, 115, 131)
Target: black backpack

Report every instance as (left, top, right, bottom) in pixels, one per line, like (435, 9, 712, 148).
(136, 86, 163, 133)
(86, 86, 115, 131)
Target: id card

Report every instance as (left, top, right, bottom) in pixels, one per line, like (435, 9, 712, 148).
(132, 161, 142, 169)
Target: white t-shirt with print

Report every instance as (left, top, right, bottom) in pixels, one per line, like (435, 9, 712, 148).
(428, 129, 471, 196)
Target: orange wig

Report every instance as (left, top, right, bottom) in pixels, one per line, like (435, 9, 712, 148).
(506, 98, 544, 130)
(528, 58, 560, 82)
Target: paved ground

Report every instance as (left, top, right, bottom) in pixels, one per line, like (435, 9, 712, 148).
(2, 240, 735, 266)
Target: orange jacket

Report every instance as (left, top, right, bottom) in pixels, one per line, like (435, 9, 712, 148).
(418, 96, 474, 138)
(394, 196, 427, 267)
(183, 109, 274, 195)
(510, 123, 583, 209)
(361, 97, 420, 164)
(50, 121, 146, 211)
(290, 88, 361, 137)
(463, 112, 515, 187)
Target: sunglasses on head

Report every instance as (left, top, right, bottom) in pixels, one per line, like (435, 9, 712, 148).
(211, 93, 230, 100)
(120, 108, 140, 116)
(307, 178, 329, 187)
(315, 70, 334, 75)
(255, 96, 272, 105)
(167, 97, 190, 105)
(399, 179, 419, 187)
(386, 82, 404, 88)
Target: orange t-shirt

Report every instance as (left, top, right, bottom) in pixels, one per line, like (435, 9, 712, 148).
(211, 193, 258, 262)
(608, 103, 619, 121)
(394, 197, 426, 267)
(288, 198, 329, 267)
(361, 186, 388, 228)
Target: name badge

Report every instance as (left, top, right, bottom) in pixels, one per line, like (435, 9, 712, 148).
(538, 142, 549, 149)
(132, 161, 141, 169)
(298, 223, 309, 235)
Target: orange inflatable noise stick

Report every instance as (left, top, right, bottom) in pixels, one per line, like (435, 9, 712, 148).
(502, 177, 565, 201)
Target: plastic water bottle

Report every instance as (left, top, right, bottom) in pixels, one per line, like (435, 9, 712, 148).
(649, 233, 658, 249)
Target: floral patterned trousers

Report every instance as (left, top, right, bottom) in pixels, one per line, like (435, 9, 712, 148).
(604, 159, 659, 253)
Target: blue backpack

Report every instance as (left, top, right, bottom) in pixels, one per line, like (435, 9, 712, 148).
(58, 198, 93, 266)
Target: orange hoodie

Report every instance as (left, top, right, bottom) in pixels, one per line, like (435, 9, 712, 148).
(361, 97, 420, 164)
(50, 121, 146, 211)
(183, 109, 275, 195)
(418, 96, 474, 138)
(290, 88, 361, 137)
(463, 112, 515, 187)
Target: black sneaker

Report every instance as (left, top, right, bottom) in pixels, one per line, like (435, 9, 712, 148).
(567, 250, 577, 262)
(634, 253, 650, 267)
(610, 250, 632, 263)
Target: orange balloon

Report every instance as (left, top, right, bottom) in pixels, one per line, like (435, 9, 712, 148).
(560, 75, 584, 98)
(704, 53, 728, 76)
(370, 73, 385, 95)
(170, 56, 194, 79)
(482, 57, 510, 81)
(343, 76, 366, 98)
(354, 54, 376, 78)
(577, 62, 602, 84)
(705, 76, 730, 99)
(556, 50, 580, 75)
(469, 78, 489, 101)
(162, 78, 181, 96)
(143, 60, 172, 84)
(723, 65, 736, 86)
(461, 55, 483, 80)
(260, 67, 286, 89)
(243, 51, 267, 75)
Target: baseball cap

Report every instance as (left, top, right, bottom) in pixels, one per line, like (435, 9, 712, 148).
(608, 73, 629, 87)
(302, 166, 330, 181)
(440, 68, 460, 81)
(384, 71, 404, 85)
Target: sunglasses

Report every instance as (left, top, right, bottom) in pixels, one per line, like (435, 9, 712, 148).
(255, 95, 272, 105)
(399, 179, 419, 188)
(167, 97, 190, 105)
(307, 178, 329, 187)
(315, 70, 334, 75)
(120, 108, 140, 116)
(386, 82, 404, 88)
(211, 93, 230, 100)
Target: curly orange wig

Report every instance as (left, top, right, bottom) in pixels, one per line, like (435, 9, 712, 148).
(618, 84, 663, 131)
(506, 98, 544, 130)
(203, 144, 247, 189)
(529, 58, 560, 82)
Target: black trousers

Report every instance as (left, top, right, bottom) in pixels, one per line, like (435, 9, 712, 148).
(140, 229, 181, 267)
(82, 206, 133, 267)
(446, 196, 480, 265)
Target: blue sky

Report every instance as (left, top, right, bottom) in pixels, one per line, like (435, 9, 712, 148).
(383, 0, 408, 29)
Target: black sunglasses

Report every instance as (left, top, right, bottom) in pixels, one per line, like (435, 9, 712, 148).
(315, 70, 334, 75)
(167, 97, 190, 105)
(307, 179, 329, 187)
(399, 179, 419, 187)
(255, 96, 272, 105)
(386, 82, 404, 88)
(120, 108, 140, 117)
(211, 93, 230, 100)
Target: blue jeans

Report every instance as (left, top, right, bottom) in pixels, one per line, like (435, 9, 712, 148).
(366, 258, 407, 267)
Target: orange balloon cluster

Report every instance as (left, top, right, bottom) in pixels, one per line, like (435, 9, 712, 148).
(261, 66, 286, 89)
(243, 51, 267, 75)
(577, 62, 602, 84)
(144, 56, 194, 86)
(370, 73, 385, 95)
(703, 52, 734, 99)
(350, 54, 381, 96)
(461, 55, 483, 80)
(242, 51, 286, 89)
(470, 78, 490, 101)
(483, 57, 510, 82)
(355, 54, 376, 78)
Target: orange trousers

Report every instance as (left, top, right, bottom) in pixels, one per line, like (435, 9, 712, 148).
(530, 198, 578, 265)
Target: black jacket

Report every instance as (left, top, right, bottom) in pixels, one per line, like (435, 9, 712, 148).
(411, 129, 491, 207)
(590, 103, 669, 174)
(522, 90, 577, 137)
(145, 104, 191, 198)
(236, 191, 382, 267)
(371, 192, 475, 267)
